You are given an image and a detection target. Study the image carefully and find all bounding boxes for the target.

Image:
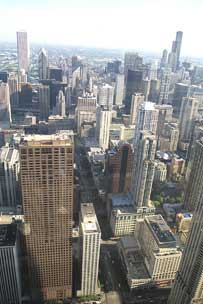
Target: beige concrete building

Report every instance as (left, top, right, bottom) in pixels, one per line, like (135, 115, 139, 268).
(20, 132, 74, 302)
(130, 93, 144, 125)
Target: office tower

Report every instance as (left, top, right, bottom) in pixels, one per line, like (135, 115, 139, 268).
(184, 138, 203, 211)
(72, 66, 81, 90)
(0, 223, 22, 304)
(71, 55, 81, 70)
(172, 82, 190, 117)
(107, 60, 121, 74)
(0, 82, 11, 128)
(125, 70, 143, 110)
(114, 74, 124, 106)
(168, 142, 203, 303)
(155, 104, 173, 137)
(98, 84, 114, 109)
(124, 52, 143, 77)
(134, 101, 159, 144)
(96, 107, 112, 150)
(179, 97, 199, 149)
(154, 161, 167, 182)
(131, 131, 156, 208)
(16, 31, 29, 74)
(158, 67, 171, 104)
(160, 49, 168, 67)
(39, 85, 50, 121)
(19, 83, 32, 108)
(106, 141, 133, 193)
(54, 90, 66, 117)
(78, 203, 101, 296)
(175, 31, 183, 69)
(142, 79, 150, 100)
(8, 73, 19, 107)
(130, 93, 145, 125)
(0, 71, 9, 83)
(20, 133, 74, 302)
(18, 69, 27, 84)
(76, 93, 97, 134)
(80, 64, 87, 85)
(38, 48, 48, 80)
(0, 146, 20, 207)
(48, 67, 63, 82)
(158, 122, 179, 152)
(148, 79, 160, 103)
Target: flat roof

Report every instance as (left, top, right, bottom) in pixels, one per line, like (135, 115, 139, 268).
(146, 215, 176, 247)
(0, 224, 17, 247)
(111, 193, 133, 207)
(21, 131, 73, 147)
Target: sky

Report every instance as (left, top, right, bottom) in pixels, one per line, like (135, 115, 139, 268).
(1, 0, 203, 57)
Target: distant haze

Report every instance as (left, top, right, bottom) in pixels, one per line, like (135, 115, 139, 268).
(1, 0, 203, 57)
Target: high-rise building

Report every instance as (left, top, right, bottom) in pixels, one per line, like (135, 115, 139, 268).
(168, 141, 203, 303)
(184, 138, 203, 211)
(168, 31, 183, 72)
(0, 223, 22, 304)
(39, 85, 50, 121)
(148, 79, 160, 103)
(130, 93, 145, 125)
(0, 82, 12, 128)
(160, 49, 168, 68)
(107, 60, 121, 74)
(130, 131, 156, 208)
(179, 97, 199, 149)
(38, 48, 48, 80)
(8, 73, 19, 107)
(124, 52, 143, 77)
(155, 104, 173, 137)
(175, 31, 183, 70)
(172, 82, 190, 118)
(158, 122, 179, 152)
(16, 31, 29, 74)
(142, 79, 150, 100)
(98, 84, 114, 109)
(114, 74, 124, 106)
(125, 70, 143, 110)
(78, 203, 101, 296)
(54, 90, 66, 117)
(0, 71, 9, 83)
(134, 101, 159, 144)
(106, 141, 133, 193)
(96, 107, 112, 150)
(158, 67, 171, 104)
(20, 133, 74, 302)
(0, 146, 20, 207)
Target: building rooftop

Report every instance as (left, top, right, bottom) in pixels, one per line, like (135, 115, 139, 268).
(141, 101, 157, 111)
(145, 215, 176, 247)
(0, 224, 17, 247)
(111, 193, 133, 207)
(81, 203, 101, 234)
(21, 131, 74, 147)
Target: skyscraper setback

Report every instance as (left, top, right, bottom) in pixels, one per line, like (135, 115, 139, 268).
(16, 31, 29, 74)
(20, 133, 74, 302)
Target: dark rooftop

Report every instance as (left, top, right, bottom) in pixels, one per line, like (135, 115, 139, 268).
(0, 224, 17, 247)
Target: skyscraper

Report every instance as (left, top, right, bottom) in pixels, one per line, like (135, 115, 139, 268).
(134, 101, 159, 144)
(8, 73, 19, 107)
(125, 70, 143, 110)
(130, 93, 145, 125)
(16, 31, 29, 74)
(78, 203, 101, 296)
(158, 67, 171, 104)
(160, 49, 168, 68)
(38, 48, 48, 80)
(0, 82, 12, 128)
(130, 131, 156, 208)
(0, 146, 20, 207)
(179, 97, 199, 149)
(20, 133, 74, 302)
(168, 140, 203, 304)
(124, 52, 143, 77)
(114, 74, 124, 106)
(54, 90, 66, 117)
(96, 107, 112, 150)
(168, 31, 183, 72)
(39, 85, 50, 121)
(98, 84, 114, 109)
(175, 31, 183, 69)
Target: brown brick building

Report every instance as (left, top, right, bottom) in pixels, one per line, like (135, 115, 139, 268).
(20, 132, 74, 302)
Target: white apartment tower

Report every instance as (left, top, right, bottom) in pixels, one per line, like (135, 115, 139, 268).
(96, 107, 112, 150)
(98, 84, 114, 109)
(130, 93, 145, 125)
(78, 203, 101, 296)
(114, 74, 124, 106)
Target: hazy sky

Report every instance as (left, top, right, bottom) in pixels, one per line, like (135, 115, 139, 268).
(1, 0, 203, 57)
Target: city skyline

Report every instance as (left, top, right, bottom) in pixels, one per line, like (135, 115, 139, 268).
(1, 0, 203, 57)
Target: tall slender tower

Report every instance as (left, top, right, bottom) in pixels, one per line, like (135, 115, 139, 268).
(168, 139, 203, 304)
(20, 133, 74, 302)
(38, 48, 48, 80)
(175, 31, 183, 69)
(78, 203, 101, 296)
(16, 31, 29, 74)
(158, 67, 171, 104)
(130, 93, 145, 125)
(0, 82, 12, 128)
(130, 131, 156, 208)
(96, 107, 112, 150)
(39, 85, 50, 121)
